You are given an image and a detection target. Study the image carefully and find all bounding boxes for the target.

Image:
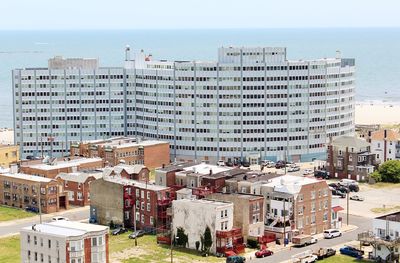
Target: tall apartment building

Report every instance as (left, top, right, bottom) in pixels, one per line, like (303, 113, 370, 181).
(70, 137, 170, 169)
(20, 221, 109, 263)
(14, 47, 355, 163)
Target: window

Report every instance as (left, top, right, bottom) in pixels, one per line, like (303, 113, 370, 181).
(224, 210, 227, 217)
(141, 190, 144, 198)
(141, 214, 145, 224)
(27, 234, 30, 244)
(147, 203, 151, 212)
(28, 250, 31, 260)
(221, 210, 224, 218)
(146, 192, 150, 200)
(48, 256, 51, 263)
(311, 202, 316, 212)
(150, 216, 154, 225)
(311, 191, 316, 200)
(48, 239, 51, 248)
(141, 202, 144, 210)
(136, 189, 140, 197)
(298, 206, 304, 215)
(298, 194, 303, 202)
(323, 211, 328, 221)
(220, 222, 224, 230)
(34, 236, 37, 245)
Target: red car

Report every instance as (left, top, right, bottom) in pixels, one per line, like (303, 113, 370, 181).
(255, 249, 273, 258)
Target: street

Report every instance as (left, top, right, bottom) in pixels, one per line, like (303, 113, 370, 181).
(249, 213, 372, 263)
(0, 206, 89, 237)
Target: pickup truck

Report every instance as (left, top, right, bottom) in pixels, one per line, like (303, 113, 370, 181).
(313, 248, 336, 259)
(292, 250, 318, 263)
(292, 235, 318, 247)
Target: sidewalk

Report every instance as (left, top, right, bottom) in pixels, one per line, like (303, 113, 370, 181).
(0, 206, 89, 227)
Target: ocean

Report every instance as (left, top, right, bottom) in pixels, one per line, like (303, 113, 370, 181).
(0, 28, 399, 128)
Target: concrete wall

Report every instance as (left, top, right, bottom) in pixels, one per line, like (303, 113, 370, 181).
(90, 179, 124, 225)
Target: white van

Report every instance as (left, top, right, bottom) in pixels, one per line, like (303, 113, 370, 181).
(323, 229, 342, 239)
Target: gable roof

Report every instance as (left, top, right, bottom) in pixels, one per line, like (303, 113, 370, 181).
(56, 171, 102, 183)
(371, 129, 400, 141)
(332, 136, 370, 149)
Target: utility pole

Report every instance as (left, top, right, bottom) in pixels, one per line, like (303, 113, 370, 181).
(133, 204, 137, 246)
(346, 191, 349, 226)
(283, 198, 286, 247)
(38, 183, 42, 224)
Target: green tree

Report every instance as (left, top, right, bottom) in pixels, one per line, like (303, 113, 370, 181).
(203, 226, 213, 254)
(377, 160, 400, 183)
(176, 227, 188, 247)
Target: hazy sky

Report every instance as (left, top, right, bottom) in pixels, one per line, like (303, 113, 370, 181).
(2, 0, 400, 30)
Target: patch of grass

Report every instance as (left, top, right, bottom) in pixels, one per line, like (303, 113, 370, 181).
(320, 254, 369, 262)
(367, 182, 400, 189)
(371, 205, 400, 214)
(0, 235, 20, 263)
(0, 205, 36, 222)
(110, 234, 224, 263)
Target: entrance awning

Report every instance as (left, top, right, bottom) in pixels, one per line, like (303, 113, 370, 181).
(332, 206, 344, 212)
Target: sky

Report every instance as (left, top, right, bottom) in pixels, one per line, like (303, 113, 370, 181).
(1, 0, 400, 30)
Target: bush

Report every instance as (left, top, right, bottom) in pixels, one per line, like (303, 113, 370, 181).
(375, 160, 400, 183)
(247, 238, 259, 249)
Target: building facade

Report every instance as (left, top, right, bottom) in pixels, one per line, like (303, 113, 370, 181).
(70, 137, 170, 169)
(369, 129, 400, 163)
(20, 221, 109, 263)
(0, 172, 68, 213)
(56, 170, 102, 206)
(327, 136, 376, 181)
(14, 47, 355, 162)
(0, 144, 19, 168)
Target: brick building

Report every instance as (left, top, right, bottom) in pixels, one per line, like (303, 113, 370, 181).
(208, 193, 264, 242)
(20, 221, 109, 263)
(20, 157, 104, 179)
(103, 164, 149, 181)
(90, 174, 174, 233)
(0, 172, 68, 213)
(327, 136, 376, 181)
(261, 175, 331, 240)
(56, 170, 102, 206)
(70, 137, 170, 169)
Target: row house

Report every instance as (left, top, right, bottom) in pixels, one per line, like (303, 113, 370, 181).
(102, 164, 149, 182)
(172, 199, 245, 255)
(260, 175, 331, 241)
(70, 137, 170, 169)
(20, 157, 104, 179)
(56, 170, 102, 206)
(369, 129, 400, 163)
(20, 221, 109, 263)
(327, 136, 376, 181)
(0, 172, 68, 213)
(90, 174, 174, 233)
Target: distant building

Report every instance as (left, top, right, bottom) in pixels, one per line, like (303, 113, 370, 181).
(0, 144, 19, 168)
(0, 172, 68, 213)
(261, 175, 331, 240)
(208, 193, 264, 242)
(172, 199, 244, 255)
(56, 170, 103, 206)
(20, 157, 104, 179)
(70, 137, 170, 169)
(369, 129, 400, 163)
(20, 221, 109, 263)
(90, 175, 173, 233)
(327, 136, 376, 181)
(358, 211, 400, 262)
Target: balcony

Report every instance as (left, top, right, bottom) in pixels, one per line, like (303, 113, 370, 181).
(216, 228, 242, 239)
(157, 198, 171, 206)
(264, 225, 292, 233)
(192, 186, 215, 198)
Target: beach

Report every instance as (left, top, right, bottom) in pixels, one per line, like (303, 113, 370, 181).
(355, 103, 400, 125)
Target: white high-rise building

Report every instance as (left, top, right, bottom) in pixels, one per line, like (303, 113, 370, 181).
(13, 46, 355, 162)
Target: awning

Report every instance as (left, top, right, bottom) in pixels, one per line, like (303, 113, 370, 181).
(332, 206, 344, 212)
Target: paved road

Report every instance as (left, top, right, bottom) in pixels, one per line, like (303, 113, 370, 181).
(249, 213, 372, 263)
(0, 206, 89, 237)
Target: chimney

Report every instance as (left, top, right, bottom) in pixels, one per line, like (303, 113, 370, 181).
(162, 164, 165, 168)
(384, 129, 387, 140)
(209, 169, 212, 176)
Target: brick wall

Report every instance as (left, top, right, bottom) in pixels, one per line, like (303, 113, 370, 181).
(143, 143, 170, 170)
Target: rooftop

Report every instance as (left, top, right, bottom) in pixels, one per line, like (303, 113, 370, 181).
(21, 221, 108, 237)
(103, 175, 169, 191)
(262, 175, 320, 195)
(22, 157, 103, 170)
(156, 162, 197, 173)
(180, 162, 232, 175)
(376, 211, 400, 222)
(371, 129, 400, 141)
(56, 170, 103, 183)
(77, 137, 168, 149)
(173, 198, 233, 208)
(0, 172, 53, 183)
(210, 192, 264, 200)
(332, 136, 370, 149)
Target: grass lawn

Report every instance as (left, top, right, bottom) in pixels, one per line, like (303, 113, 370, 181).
(110, 232, 224, 263)
(366, 182, 400, 189)
(0, 205, 36, 222)
(371, 205, 400, 214)
(0, 235, 20, 263)
(320, 254, 370, 262)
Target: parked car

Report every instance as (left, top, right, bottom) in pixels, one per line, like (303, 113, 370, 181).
(350, 195, 364, 201)
(226, 255, 246, 263)
(303, 169, 313, 175)
(314, 170, 330, 179)
(328, 183, 339, 189)
(313, 248, 336, 259)
(25, 206, 39, 213)
(275, 161, 287, 169)
(288, 166, 301, 172)
(349, 184, 360, 192)
(112, 228, 127, 235)
(255, 249, 273, 258)
(129, 230, 146, 239)
(339, 179, 358, 187)
(337, 186, 350, 193)
(241, 161, 250, 168)
(339, 246, 364, 258)
(323, 229, 342, 239)
(332, 189, 346, 198)
(266, 161, 275, 168)
(217, 160, 225, 166)
(225, 161, 234, 167)
(52, 216, 69, 221)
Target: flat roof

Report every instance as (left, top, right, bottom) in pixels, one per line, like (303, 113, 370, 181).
(103, 176, 169, 191)
(376, 211, 400, 222)
(0, 172, 53, 183)
(156, 162, 197, 172)
(173, 198, 232, 208)
(210, 192, 264, 200)
(23, 157, 102, 170)
(262, 175, 320, 194)
(22, 221, 108, 237)
(181, 163, 232, 175)
(56, 170, 103, 183)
